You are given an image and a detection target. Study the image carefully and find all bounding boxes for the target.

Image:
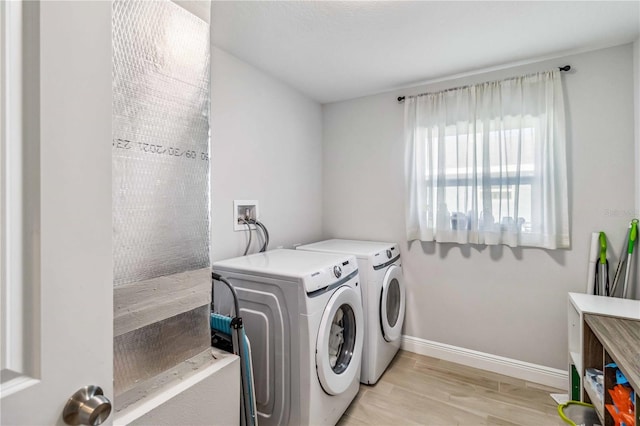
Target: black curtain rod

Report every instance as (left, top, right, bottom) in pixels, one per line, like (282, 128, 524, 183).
(397, 65, 571, 103)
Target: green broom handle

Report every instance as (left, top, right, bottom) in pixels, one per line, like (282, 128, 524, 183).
(628, 219, 638, 254)
(599, 232, 607, 264)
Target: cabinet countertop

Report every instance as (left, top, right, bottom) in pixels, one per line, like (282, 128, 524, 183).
(569, 293, 640, 320)
(584, 314, 640, 393)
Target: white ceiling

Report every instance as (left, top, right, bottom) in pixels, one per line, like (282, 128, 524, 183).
(211, 1, 640, 104)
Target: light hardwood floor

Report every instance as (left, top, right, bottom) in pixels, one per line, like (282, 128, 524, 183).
(338, 350, 565, 426)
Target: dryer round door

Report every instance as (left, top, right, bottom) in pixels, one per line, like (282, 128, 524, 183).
(315, 285, 364, 396)
(380, 264, 406, 342)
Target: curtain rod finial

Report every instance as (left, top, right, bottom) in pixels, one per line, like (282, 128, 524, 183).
(559, 65, 571, 72)
(397, 96, 405, 102)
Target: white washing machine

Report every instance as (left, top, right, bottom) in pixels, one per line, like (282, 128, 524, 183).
(297, 239, 405, 385)
(212, 249, 364, 426)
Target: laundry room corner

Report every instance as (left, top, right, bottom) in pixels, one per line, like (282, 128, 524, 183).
(321, 44, 637, 378)
(209, 47, 324, 263)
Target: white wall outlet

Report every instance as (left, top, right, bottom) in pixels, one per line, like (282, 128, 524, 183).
(234, 200, 259, 231)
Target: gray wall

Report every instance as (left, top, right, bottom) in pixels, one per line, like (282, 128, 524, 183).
(634, 39, 640, 301)
(322, 44, 636, 370)
(636, 38, 640, 216)
(633, 38, 640, 216)
(210, 47, 324, 262)
(173, 1, 210, 23)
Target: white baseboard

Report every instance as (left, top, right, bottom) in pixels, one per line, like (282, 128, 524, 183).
(401, 335, 568, 390)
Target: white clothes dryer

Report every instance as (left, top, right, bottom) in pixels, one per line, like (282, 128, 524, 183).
(212, 249, 363, 426)
(297, 239, 405, 385)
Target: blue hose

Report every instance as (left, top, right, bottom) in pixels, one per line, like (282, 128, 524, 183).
(211, 313, 256, 424)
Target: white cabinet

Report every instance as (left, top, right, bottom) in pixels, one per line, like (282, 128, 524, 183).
(567, 292, 640, 400)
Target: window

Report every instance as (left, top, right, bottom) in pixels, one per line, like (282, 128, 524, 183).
(404, 71, 569, 249)
(435, 123, 536, 232)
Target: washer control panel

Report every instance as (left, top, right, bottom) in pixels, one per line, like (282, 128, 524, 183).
(372, 244, 400, 269)
(303, 255, 358, 294)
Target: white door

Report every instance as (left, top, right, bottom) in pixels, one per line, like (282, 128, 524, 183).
(1, 2, 113, 425)
(315, 285, 363, 396)
(380, 265, 405, 342)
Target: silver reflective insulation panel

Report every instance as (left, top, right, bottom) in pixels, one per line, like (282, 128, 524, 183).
(113, 305, 211, 396)
(112, 0, 212, 399)
(112, 0, 210, 286)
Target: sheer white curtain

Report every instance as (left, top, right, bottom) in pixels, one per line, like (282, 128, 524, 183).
(404, 70, 569, 249)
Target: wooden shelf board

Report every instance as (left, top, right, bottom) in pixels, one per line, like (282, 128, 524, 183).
(584, 314, 640, 393)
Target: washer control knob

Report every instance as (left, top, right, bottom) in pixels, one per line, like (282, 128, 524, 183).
(333, 266, 342, 278)
(386, 250, 392, 259)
